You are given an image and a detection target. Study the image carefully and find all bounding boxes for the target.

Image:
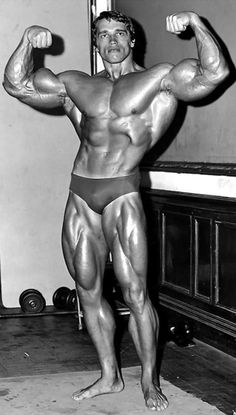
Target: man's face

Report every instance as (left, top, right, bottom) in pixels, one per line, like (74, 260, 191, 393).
(95, 18, 135, 64)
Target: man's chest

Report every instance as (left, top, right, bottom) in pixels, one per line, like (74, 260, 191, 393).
(68, 73, 163, 118)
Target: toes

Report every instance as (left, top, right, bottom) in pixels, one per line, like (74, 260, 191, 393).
(146, 397, 157, 410)
(72, 390, 83, 401)
(145, 389, 169, 411)
(72, 393, 79, 401)
(72, 388, 90, 401)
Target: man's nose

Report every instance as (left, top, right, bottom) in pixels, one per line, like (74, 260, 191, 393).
(109, 34, 118, 44)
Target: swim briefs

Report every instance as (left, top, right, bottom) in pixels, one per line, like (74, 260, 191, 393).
(69, 171, 140, 214)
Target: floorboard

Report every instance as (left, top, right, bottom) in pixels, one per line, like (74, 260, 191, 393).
(0, 313, 235, 414)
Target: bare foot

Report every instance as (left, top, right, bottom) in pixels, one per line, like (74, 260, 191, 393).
(143, 384, 169, 411)
(72, 376, 124, 401)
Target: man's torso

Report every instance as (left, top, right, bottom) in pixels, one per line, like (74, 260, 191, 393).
(61, 65, 178, 178)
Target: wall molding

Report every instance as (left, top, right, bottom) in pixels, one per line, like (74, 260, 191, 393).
(141, 161, 236, 176)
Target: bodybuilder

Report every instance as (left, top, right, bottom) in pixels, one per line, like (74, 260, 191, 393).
(3, 10, 229, 411)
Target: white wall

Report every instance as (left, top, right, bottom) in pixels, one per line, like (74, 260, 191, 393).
(116, 0, 236, 163)
(116, 0, 236, 199)
(141, 171, 236, 199)
(0, 0, 90, 307)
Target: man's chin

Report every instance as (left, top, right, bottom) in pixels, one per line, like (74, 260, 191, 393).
(108, 51, 121, 59)
(104, 56, 124, 64)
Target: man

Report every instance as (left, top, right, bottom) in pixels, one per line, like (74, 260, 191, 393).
(3, 10, 228, 411)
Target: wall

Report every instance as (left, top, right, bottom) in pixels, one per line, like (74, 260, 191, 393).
(115, 0, 236, 164)
(0, 0, 90, 307)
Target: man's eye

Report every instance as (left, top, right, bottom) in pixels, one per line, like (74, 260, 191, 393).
(117, 32, 125, 36)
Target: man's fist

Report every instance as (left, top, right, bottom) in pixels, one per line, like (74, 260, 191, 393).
(25, 26, 52, 48)
(166, 12, 196, 35)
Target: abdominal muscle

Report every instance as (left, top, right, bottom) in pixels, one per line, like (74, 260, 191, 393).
(72, 142, 144, 178)
(72, 117, 153, 178)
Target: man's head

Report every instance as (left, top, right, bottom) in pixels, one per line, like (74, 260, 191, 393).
(92, 10, 136, 65)
(92, 10, 135, 47)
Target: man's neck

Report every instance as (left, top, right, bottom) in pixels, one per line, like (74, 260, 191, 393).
(103, 59, 137, 81)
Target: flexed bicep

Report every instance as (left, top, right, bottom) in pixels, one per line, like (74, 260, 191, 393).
(161, 11, 229, 102)
(161, 58, 217, 102)
(3, 25, 67, 109)
(22, 67, 67, 108)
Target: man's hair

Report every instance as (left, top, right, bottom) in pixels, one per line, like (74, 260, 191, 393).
(92, 10, 135, 45)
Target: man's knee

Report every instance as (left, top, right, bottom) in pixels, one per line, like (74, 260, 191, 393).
(76, 280, 102, 307)
(123, 283, 146, 314)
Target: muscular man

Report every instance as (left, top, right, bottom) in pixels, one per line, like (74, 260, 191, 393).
(3, 10, 228, 411)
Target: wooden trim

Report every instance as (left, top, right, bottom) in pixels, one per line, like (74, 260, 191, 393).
(159, 293, 236, 338)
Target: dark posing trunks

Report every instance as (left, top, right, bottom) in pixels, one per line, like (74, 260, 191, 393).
(69, 171, 140, 214)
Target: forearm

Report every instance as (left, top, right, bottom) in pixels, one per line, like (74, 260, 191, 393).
(189, 13, 228, 82)
(3, 29, 34, 94)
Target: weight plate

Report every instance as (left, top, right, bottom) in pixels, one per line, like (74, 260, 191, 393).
(19, 289, 43, 307)
(66, 289, 77, 310)
(53, 286, 71, 309)
(19, 289, 46, 313)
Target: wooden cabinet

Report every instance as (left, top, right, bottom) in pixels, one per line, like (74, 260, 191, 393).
(142, 190, 236, 341)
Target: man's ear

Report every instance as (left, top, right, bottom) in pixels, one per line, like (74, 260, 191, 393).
(131, 39, 135, 48)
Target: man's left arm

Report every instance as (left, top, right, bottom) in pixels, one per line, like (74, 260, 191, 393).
(161, 12, 230, 101)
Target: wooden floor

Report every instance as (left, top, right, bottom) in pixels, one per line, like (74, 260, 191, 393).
(0, 312, 235, 414)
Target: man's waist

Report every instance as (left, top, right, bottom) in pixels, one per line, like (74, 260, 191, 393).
(71, 166, 140, 180)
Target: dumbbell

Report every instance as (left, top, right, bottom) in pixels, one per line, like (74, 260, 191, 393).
(52, 287, 77, 311)
(168, 320, 194, 347)
(19, 289, 46, 313)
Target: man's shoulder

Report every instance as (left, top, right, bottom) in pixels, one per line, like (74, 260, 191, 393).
(147, 62, 174, 77)
(58, 70, 90, 84)
(129, 63, 174, 88)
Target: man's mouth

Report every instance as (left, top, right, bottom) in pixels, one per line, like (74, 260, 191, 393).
(108, 48, 120, 53)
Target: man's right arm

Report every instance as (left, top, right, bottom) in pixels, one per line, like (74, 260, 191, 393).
(3, 26, 67, 108)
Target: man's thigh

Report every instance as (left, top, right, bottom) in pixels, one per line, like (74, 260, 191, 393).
(62, 193, 109, 287)
(102, 192, 148, 285)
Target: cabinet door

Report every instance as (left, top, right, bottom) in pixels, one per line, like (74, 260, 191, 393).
(161, 210, 192, 293)
(216, 221, 236, 312)
(194, 217, 212, 301)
